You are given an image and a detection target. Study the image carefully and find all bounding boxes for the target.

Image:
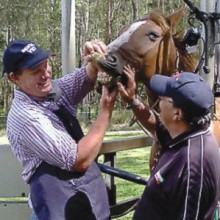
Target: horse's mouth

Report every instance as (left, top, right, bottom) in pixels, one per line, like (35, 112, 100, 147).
(96, 54, 127, 92)
(97, 54, 123, 77)
(97, 71, 113, 85)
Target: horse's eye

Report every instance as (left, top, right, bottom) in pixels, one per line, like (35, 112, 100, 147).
(147, 32, 159, 42)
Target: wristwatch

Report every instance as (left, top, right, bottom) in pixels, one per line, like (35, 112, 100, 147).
(126, 97, 142, 109)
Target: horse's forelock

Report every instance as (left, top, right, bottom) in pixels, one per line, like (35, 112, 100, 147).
(145, 12, 170, 35)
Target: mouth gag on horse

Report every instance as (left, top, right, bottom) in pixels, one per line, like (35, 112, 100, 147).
(87, 53, 127, 93)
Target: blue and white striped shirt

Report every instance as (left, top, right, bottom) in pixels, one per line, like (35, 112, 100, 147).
(6, 66, 94, 183)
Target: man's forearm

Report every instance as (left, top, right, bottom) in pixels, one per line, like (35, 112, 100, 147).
(132, 102, 157, 135)
(73, 111, 110, 172)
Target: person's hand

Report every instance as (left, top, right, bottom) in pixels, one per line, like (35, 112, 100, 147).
(117, 65, 136, 104)
(99, 85, 117, 119)
(83, 39, 107, 58)
(84, 39, 107, 81)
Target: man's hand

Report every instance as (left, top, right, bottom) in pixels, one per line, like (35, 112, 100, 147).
(117, 65, 136, 104)
(83, 40, 107, 58)
(84, 39, 107, 82)
(99, 85, 117, 119)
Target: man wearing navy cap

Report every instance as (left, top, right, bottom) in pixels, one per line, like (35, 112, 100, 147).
(118, 66, 220, 220)
(3, 39, 117, 220)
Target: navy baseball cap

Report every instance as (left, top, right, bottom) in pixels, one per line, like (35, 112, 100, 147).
(150, 72, 213, 114)
(2, 39, 52, 75)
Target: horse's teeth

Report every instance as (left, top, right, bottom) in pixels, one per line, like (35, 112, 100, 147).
(97, 72, 112, 84)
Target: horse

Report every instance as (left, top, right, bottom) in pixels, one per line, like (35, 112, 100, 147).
(96, 7, 198, 105)
(95, 7, 220, 169)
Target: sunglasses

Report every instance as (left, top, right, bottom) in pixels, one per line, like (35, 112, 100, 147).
(158, 96, 174, 104)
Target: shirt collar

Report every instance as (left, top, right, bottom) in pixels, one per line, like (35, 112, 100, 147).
(45, 80, 62, 102)
(168, 123, 210, 148)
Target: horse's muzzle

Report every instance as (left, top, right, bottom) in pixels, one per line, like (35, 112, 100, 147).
(96, 54, 127, 93)
(97, 54, 121, 76)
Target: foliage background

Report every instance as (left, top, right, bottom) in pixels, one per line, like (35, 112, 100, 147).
(0, 0, 199, 120)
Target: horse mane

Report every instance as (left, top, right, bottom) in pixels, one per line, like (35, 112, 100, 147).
(140, 10, 198, 73)
(173, 32, 198, 72)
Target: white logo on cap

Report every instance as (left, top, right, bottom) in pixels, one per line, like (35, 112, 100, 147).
(21, 43, 37, 53)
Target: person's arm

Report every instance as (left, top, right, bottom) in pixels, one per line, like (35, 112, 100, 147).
(57, 40, 107, 108)
(73, 85, 117, 172)
(117, 65, 157, 135)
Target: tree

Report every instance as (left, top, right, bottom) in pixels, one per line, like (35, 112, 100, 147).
(0, 0, 198, 116)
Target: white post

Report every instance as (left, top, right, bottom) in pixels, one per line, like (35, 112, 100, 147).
(61, 0, 76, 75)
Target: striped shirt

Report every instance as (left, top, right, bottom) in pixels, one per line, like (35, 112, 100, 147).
(133, 124, 220, 220)
(6, 66, 94, 183)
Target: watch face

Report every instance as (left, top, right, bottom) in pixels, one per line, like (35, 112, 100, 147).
(133, 98, 141, 106)
(126, 98, 141, 109)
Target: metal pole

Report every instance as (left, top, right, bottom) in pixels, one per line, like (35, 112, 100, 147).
(61, 0, 76, 75)
(216, 0, 220, 85)
(200, 0, 215, 88)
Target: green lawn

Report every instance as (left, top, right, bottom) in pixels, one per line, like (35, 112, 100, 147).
(110, 147, 151, 219)
(99, 132, 151, 219)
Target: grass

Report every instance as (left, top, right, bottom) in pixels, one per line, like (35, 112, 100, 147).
(0, 128, 6, 137)
(110, 147, 151, 219)
(99, 132, 151, 219)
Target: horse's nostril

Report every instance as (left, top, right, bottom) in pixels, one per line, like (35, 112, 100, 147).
(106, 54, 117, 64)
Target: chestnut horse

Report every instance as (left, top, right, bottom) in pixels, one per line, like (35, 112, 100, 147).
(98, 8, 220, 169)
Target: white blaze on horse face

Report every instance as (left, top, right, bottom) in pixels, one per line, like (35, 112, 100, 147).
(108, 20, 147, 53)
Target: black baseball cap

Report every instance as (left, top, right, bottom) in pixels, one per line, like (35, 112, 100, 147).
(2, 39, 52, 75)
(150, 72, 213, 114)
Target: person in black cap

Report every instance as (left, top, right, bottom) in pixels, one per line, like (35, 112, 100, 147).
(3, 39, 117, 220)
(117, 66, 220, 220)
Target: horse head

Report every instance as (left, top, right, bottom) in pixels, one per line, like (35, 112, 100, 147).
(97, 8, 197, 103)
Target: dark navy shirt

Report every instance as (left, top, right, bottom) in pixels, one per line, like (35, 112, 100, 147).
(133, 123, 220, 220)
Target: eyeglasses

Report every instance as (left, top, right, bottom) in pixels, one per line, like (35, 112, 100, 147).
(158, 96, 174, 104)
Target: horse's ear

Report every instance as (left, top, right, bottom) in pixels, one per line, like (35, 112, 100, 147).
(166, 6, 185, 28)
